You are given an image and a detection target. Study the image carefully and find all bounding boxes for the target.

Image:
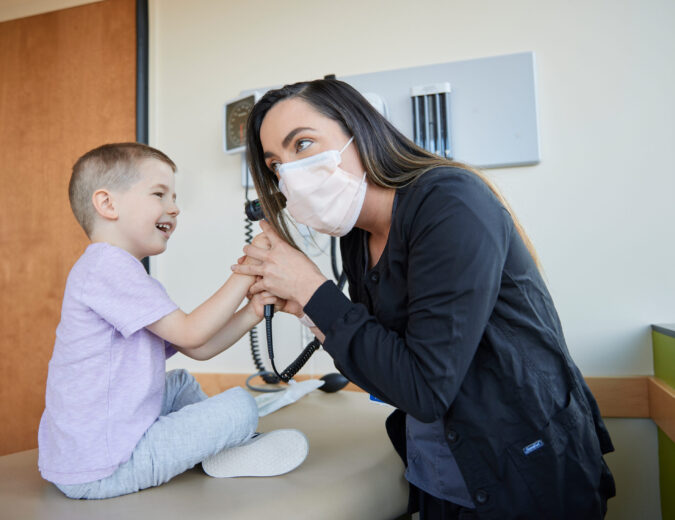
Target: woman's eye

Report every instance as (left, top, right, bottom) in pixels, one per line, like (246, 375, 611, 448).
(154, 192, 164, 198)
(296, 139, 312, 152)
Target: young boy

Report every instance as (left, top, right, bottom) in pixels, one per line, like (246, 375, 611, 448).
(38, 142, 308, 500)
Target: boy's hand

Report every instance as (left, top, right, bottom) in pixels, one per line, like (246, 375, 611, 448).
(239, 255, 259, 266)
(232, 220, 327, 307)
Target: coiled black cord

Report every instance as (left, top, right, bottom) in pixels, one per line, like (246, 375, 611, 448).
(245, 214, 281, 388)
(331, 237, 348, 292)
(330, 237, 341, 281)
(260, 239, 347, 385)
(265, 303, 322, 383)
(278, 339, 322, 381)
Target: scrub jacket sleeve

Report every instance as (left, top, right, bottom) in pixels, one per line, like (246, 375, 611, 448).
(304, 177, 512, 423)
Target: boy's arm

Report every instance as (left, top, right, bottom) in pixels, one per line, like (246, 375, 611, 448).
(146, 271, 255, 350)
(147, 232, 271, 353)
(173, 300, 260, 360)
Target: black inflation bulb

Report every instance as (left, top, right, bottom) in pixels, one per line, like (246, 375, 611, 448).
(318, 372, 349, 393)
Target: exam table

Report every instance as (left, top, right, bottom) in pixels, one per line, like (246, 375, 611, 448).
(0, 390, 409, 520)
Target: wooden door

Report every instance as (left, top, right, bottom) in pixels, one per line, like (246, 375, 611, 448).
(0, 0, 137, 455)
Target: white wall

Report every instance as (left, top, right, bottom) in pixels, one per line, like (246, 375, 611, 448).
(149, 1, 674, 518)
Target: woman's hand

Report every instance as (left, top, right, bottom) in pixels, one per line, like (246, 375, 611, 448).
(240, 233, 270, 266)
(275, 298, 304, 318)
(244, 285, 305, 319)
(231, 220, 327, 307)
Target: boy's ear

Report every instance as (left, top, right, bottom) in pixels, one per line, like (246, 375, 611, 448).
(92, 189, 118, 221)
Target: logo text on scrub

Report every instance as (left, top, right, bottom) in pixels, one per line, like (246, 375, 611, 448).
(523, 439, 544, 455)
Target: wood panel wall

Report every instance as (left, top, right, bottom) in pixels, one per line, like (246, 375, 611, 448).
(0, 0, 136, 455)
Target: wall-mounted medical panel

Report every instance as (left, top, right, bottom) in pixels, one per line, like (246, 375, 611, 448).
(340, 52, 540, 169)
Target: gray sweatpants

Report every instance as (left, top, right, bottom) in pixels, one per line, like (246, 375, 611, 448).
(56, 369, 258, 499)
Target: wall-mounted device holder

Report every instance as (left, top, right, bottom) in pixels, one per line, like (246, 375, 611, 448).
(411, 82, 452, 158)
(341, 51, 540, 168)
(236, 51, 540, 179)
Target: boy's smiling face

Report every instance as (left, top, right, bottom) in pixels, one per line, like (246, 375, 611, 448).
(113, 158, 179, 260)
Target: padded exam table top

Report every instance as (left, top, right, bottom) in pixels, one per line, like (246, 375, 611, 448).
(0, 390, 408, 520)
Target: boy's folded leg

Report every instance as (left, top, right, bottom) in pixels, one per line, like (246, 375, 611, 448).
(201, 429, 309, 478)
(161, 369, 208, 415)
(55, 386, 259, 499)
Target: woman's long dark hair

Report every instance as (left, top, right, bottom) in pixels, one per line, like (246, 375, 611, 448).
(246, 79, 540, 266)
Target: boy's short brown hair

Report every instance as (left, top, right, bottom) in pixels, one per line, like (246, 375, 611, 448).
(69, 142, 176, 237)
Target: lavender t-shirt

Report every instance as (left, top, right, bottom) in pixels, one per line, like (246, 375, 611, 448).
(38, 243, 178, 485)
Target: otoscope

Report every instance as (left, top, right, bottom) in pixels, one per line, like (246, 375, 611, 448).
(244, 199, 349, 393)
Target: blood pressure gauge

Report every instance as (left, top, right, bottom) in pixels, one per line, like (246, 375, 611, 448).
(223, 92, 261, 154)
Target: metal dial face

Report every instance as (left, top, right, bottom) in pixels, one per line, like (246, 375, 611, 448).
(225, 95, 256, 151)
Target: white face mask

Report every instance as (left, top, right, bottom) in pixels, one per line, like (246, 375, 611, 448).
(277, 137, 367, 237)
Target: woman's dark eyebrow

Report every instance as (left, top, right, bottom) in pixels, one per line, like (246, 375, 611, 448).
(282, 127, 315, 148)
(263, 127, 316, 159)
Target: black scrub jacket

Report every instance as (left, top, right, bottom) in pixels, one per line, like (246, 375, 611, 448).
(304, 167, 616, 519)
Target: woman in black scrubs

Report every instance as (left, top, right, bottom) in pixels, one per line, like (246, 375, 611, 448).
(232, 79, 616, 520)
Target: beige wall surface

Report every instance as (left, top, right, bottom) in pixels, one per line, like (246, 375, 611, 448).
(0, 0, 102, 22)
(148, 1, 673, 519)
